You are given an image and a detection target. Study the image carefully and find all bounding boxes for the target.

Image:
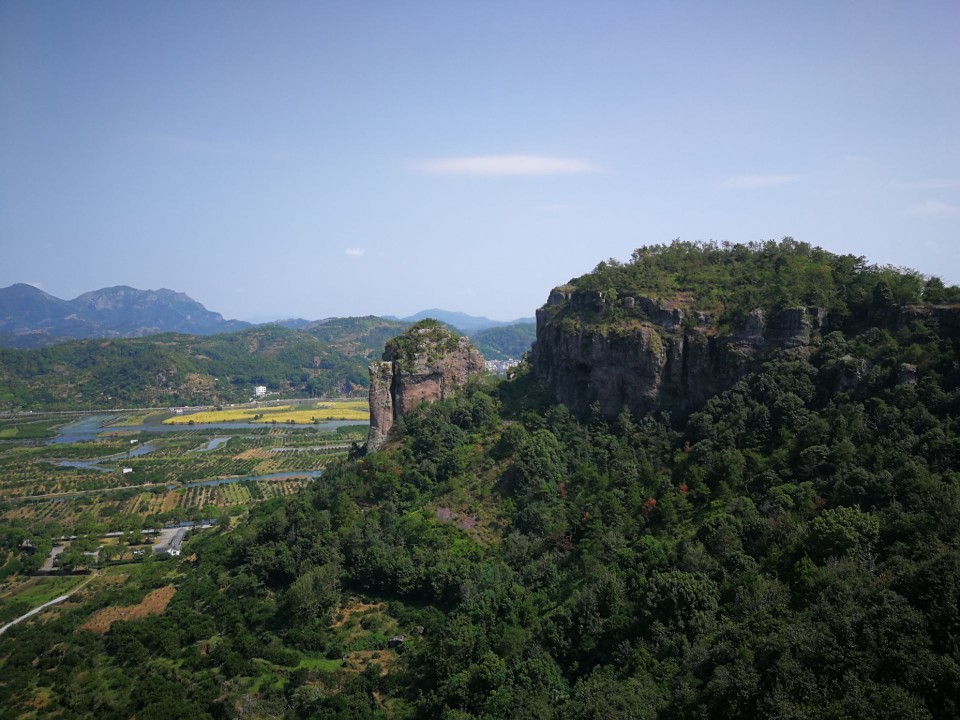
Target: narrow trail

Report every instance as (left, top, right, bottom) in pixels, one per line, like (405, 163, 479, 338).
(0, 573, 96, 637)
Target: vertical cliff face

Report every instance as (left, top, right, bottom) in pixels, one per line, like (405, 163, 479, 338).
(366, 361, 395, 453)
(366, 322, 485, 452)
(532, 289, 828, 418)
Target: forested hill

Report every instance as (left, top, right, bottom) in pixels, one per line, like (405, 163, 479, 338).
(534, 239, 960, 419)
(300, 316, 410, 357)
(3, 242, 960, 718)
(567, 238, 960, 323)
(471, 322, 536, 360)
(0, 314, 549, 411)
(0, 325, 380, 410)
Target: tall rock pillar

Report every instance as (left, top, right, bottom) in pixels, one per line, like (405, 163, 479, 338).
(366, 321, 484, 453)
(366, 361, 395, 453)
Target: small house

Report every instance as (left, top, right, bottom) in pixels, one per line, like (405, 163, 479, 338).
(165, 528, 187, 557)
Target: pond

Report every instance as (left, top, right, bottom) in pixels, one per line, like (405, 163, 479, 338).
(55, 442, 159, 472)
(199, 437, 230, 452)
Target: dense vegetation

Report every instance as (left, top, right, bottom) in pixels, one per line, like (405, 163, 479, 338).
(0, 316, 532, 411)
(302, 316, 409, 358)
(0, 326, 374, 410)
(472, 323, 536, 360)
(1, 242, 958, 718)
(384, 319, 463, 372)
(573, 238, 960, 331)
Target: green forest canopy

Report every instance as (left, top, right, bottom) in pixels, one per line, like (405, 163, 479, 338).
(1, 242, 959, 718)
(572, 238, 960, 327)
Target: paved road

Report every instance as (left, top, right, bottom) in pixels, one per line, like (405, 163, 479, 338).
(0, 573, 95, 637)
(40, 544, 65, 572)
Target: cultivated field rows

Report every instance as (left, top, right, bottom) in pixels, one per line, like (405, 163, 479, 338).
(0, 414, 365, 533)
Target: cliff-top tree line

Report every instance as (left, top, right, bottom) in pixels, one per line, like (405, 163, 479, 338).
(571, 238, 960, 329)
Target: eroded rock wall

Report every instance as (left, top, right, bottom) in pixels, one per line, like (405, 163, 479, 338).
(532, 289, 828, 418)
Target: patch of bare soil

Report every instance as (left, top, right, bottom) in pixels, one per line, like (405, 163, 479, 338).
(342, 649, 397, 675)
(80, 585, 176, 634)
(435, 506, 480, 531)
(331, 598, 385, 628)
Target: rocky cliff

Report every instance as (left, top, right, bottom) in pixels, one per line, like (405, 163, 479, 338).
(367, 321, 485, 452)
(532, 288, 829, 418)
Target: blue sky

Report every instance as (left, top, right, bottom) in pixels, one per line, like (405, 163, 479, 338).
(2, 1, 958, 322)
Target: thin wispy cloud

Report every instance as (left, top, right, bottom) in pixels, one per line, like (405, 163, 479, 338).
(344, 248, 365, 257)
(416, 155, 602, 176)
(910, 200, 959, 216)
(720, 174, 800, 189)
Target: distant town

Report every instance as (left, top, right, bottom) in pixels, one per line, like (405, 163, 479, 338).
(484, 358, 521, 375)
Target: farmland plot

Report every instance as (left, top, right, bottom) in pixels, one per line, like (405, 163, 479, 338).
(0, 417, 359, 534)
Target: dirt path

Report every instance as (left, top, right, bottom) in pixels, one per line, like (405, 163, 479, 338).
(0, 573, 96, 637)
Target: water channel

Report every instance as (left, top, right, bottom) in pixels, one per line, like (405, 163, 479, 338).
(49, 414, 367, 485)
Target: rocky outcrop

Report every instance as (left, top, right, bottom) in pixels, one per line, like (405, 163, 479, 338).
(902, 304, 960, 340)
(366, 322, 484, 452)
(532, 288, 829, 418)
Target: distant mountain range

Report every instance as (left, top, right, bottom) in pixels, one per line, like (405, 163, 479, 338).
(385, 309, 534, 334)
(0, 284, 539, 408)
(0, 284, 250, 347)
(0, 284, 537, 361)
(265, 313, 536, 360)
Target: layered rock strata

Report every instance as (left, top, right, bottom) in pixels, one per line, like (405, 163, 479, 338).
(367, 324, 484, 452)
(532, 289, 829, 418)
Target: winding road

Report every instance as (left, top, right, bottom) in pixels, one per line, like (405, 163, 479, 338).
(0, 573, 95, 637)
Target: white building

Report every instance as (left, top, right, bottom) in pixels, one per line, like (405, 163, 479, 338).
(254, 385, 267, 397)
(159, 528, 186, 557)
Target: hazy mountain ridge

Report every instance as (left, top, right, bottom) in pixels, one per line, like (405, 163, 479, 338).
(389, 308, 534, 334)
(0, 283, 250, 347)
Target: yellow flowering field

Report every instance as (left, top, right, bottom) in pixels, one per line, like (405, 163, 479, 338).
(163, 400, 369, 425)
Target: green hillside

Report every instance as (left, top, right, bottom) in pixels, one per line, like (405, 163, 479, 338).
(0, 326, 370, 410)
(2, 242, 959, 718)
(472, 322, 536, 360)
(303, 315, 409, 358)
